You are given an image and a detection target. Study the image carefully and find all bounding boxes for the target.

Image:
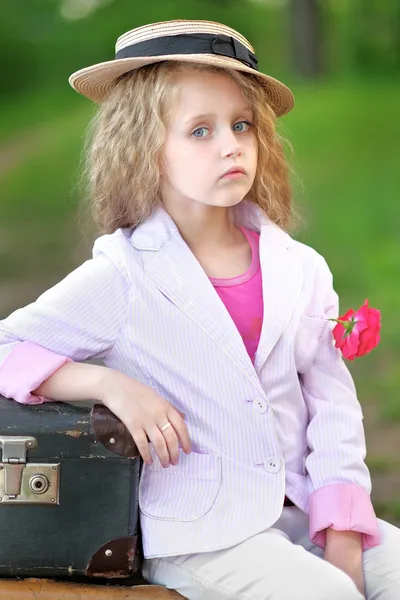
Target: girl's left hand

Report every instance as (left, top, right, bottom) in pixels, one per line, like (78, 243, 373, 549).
(324, 530, 365, 598)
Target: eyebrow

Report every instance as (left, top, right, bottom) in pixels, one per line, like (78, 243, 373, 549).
(183, 108, 253, 126)
(183, 113, 213, 125)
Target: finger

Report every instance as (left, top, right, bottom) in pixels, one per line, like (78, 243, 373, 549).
(132, 429, 152, 465)
(159, 421, 179, 465)
(147, 427, 171, 468)
(175, 407, 186, 419)
(167, 410, 191, 454)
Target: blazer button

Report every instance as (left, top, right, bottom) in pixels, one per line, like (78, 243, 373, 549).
(253, 399, 269, 414)
(264, 457, 282, 474)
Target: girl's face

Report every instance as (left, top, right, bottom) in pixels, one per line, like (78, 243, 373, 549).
(161, 68, 258, 214)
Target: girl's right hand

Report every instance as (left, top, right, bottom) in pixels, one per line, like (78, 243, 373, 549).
(97, 369, 191, 468)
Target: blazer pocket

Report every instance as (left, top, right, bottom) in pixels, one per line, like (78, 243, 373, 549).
(139, 449, 221, 521)
(295, 315, 328, 373)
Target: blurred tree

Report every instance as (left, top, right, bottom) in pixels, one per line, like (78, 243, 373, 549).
(0, 28, 38, 99)
(0, 0, 43, 97)
(353, 0, 400, 74)
(289, 0, 324, 77)
(396, 3, 400, 70)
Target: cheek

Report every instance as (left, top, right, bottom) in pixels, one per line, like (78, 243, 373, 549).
(248, 141, 258, 175)
(165, 153, 204, 191)
(249, 135, 258, 159)
(177, 145, 212, 173)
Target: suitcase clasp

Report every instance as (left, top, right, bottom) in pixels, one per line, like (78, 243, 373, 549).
(0, 436, 37, 498)
(0, 436, 60, 505)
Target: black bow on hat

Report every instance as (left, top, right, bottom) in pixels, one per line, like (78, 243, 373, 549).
(115, 33, 259, 71)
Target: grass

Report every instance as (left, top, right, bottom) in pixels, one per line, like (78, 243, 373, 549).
(0, 78, 399, 423)
(0, 107, 90, 221)
(0, 105, 93, 284)
(0, 86, 85, 141)
(373, 500, 400, 524)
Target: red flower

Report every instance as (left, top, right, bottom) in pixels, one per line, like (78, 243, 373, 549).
(332, 299, 381, 360)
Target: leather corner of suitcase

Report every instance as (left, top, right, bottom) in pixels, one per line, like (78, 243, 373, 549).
(91, 403, 140, 458)
(86, 536, 140, 578)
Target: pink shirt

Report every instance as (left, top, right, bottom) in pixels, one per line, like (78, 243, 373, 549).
(210, 227, 263, 364)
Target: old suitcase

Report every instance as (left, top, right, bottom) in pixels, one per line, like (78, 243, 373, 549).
(0, 395, 143, 581)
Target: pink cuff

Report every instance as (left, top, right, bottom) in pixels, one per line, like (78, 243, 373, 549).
(0, 341, 72, 405)
(309, 483, 381, 550)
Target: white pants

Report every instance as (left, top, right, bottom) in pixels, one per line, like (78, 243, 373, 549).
(142, 507, 400, 600)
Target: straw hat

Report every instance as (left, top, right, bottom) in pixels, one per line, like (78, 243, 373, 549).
(69, 20, 294, 117)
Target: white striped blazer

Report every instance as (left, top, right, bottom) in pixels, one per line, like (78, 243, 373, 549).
(0, 201, 380, 557)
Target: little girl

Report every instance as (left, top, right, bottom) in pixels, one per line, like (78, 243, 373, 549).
(0, 19, 399, 600)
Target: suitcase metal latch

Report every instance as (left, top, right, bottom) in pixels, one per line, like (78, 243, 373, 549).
(0, 436, 60, 505)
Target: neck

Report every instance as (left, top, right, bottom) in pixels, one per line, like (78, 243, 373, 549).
(163, 203, 240, 251)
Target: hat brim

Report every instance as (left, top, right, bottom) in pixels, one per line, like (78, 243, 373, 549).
(69, 54, 294, 117)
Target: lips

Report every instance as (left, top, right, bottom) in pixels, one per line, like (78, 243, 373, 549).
(221, 166, 246, 178)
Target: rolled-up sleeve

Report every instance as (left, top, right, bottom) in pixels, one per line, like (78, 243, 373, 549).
(300, 256, 381, 550)
(0, 233, 131, 404)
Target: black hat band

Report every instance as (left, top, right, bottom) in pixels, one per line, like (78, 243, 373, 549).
(115, 33, 259, 71)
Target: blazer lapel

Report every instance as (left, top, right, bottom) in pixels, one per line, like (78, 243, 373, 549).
(132, 209, 256, 380)
(254, 223, 303, 373)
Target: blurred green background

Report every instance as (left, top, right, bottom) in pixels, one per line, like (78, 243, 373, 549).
(1, 0, 399, 521)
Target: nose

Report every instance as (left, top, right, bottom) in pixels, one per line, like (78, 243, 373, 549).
(221, 128, 241, 159)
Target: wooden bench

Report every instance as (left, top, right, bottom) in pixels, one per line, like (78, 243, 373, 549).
(0, 578, 185, 598)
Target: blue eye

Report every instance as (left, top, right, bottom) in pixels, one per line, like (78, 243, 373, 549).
(233, 121, 251, 132)
(192, 127, 209, 138)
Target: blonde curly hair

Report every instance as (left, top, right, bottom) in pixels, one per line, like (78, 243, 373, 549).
(82, 61, 299, 234)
